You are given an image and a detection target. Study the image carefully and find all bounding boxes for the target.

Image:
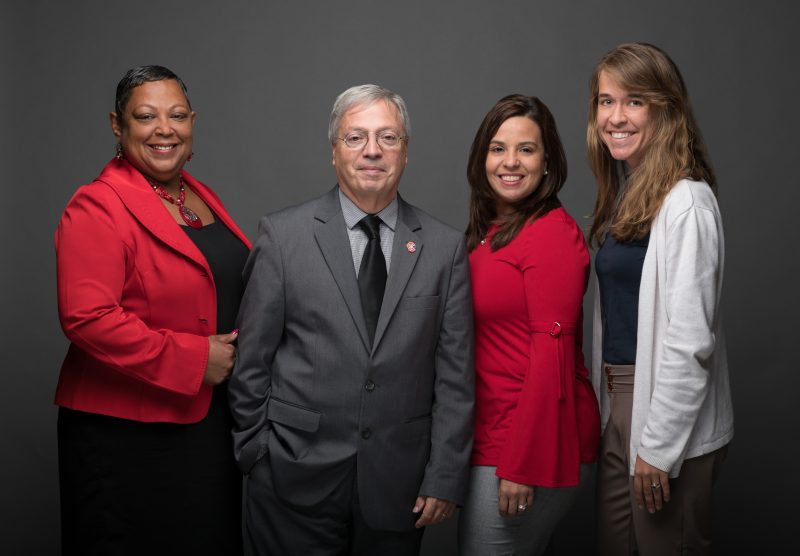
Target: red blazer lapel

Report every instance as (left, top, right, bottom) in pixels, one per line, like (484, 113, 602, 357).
(181, 170, 252, 250)
(96, 159, 250, 270)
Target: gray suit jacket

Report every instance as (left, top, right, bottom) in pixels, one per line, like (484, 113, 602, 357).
(229, 187, 474, 531)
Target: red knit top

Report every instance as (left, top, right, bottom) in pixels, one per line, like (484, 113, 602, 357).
(469, 207, 600, 487)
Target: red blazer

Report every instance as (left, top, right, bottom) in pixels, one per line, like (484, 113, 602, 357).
(55, 159, 251, 423)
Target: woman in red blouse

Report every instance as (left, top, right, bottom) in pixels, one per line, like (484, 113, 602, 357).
(458, 95, 600, 555)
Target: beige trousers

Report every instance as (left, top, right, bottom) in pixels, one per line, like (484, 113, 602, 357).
(595, 363, 727, 555)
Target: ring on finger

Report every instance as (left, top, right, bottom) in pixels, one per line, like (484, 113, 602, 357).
(518, 503, 527, 511)
(650, 482, 661, 490)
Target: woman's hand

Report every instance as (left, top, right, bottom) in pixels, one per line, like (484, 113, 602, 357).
(633, 455, 670, 513)
(498, 478, 535, 517)
(204, 330, 239, 385)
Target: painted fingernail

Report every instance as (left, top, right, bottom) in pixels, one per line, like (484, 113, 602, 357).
(232, 329, 239, 335)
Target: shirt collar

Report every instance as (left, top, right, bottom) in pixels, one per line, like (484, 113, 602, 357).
(338, 188, 398, 232)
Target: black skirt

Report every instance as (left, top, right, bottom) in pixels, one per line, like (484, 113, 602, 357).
(58, 386, 243, 556)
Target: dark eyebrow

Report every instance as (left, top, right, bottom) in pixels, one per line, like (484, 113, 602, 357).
(133, 103, 189, 111)
(489, 140, 538, 146)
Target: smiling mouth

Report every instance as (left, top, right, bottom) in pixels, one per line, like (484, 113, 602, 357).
(149, 144, 177, 152)
(499, 174, 523, 184)
(610, 132, 633, 139)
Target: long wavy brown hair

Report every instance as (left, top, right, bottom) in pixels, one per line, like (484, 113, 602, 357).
(587, 42, 716, 246)
(466, 94, 567, 252)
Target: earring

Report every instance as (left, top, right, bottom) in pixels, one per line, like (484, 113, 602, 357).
(187, 151, 194, 162)
(115, 143, 124, 160)
(543, 167, 548, 175)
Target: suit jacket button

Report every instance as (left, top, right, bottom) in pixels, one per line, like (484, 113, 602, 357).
(361, 428, 372, 439)
(365, 380, 376, 392)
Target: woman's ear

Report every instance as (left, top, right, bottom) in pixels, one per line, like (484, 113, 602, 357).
(109, 112, 122, 139)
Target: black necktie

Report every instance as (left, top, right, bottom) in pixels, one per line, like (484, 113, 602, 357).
(357, 215, 387, 347)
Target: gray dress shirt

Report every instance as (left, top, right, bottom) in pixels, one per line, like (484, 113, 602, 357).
(338, 188, 397, 276)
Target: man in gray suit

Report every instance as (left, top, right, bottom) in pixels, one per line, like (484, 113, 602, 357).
(229, 84, 474, 555)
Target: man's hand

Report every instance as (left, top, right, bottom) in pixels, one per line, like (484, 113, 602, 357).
(412, 496, 456, 528)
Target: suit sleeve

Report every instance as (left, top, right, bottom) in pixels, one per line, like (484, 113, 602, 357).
(496, 217, 589, 487)
(56, 185, 208, 396)
(228, 215, 286, 473)
(637, 203, 721, 472)
(418, 237, 475, 504)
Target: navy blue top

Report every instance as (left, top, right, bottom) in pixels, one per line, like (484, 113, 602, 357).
(595, 232, 650, 365)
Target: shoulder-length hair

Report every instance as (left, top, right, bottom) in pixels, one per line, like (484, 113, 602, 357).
(466, 94, 567, 252)
(587, 42, 716, 246)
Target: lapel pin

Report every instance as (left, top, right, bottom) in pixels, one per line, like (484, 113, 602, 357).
(406, 241, 417, 253)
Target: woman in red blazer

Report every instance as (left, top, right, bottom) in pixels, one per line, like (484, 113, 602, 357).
(55, 66, 251, 555)
(457, 95, 600, 555)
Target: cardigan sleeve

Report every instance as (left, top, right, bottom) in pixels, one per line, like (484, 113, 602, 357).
(495, 213, 591, 487)
(56, 184, 209, 396)
(636, 201, 722, 472)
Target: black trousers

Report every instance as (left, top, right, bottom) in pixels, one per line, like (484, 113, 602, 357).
(58, 386, 242, 556)
(244, 456, 424, 556)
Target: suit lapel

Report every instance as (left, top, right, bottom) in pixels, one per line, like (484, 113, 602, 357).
(372, 196, 422, 351)
(313, 188, 371, 352)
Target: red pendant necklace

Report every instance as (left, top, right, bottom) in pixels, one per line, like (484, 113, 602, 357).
(149, 176, 203, 229)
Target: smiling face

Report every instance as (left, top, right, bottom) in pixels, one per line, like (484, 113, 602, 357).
(596, 71, 653, 170)
(485, 116, 546, 215)
(331, 100, 407, 213)
(110, 79, 195, 188)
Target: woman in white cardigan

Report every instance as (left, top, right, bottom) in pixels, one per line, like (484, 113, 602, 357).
(586, 43, 734, 555)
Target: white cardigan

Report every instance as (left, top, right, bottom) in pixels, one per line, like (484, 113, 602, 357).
(592, 179, 734, 477)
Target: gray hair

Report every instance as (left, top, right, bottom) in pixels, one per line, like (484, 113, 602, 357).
(328, 84, 411, 144)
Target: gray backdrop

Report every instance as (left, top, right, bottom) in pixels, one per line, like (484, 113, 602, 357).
(2, 0, 797, 553)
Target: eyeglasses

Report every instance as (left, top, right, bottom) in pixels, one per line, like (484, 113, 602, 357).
(336, 130, 407, 150)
